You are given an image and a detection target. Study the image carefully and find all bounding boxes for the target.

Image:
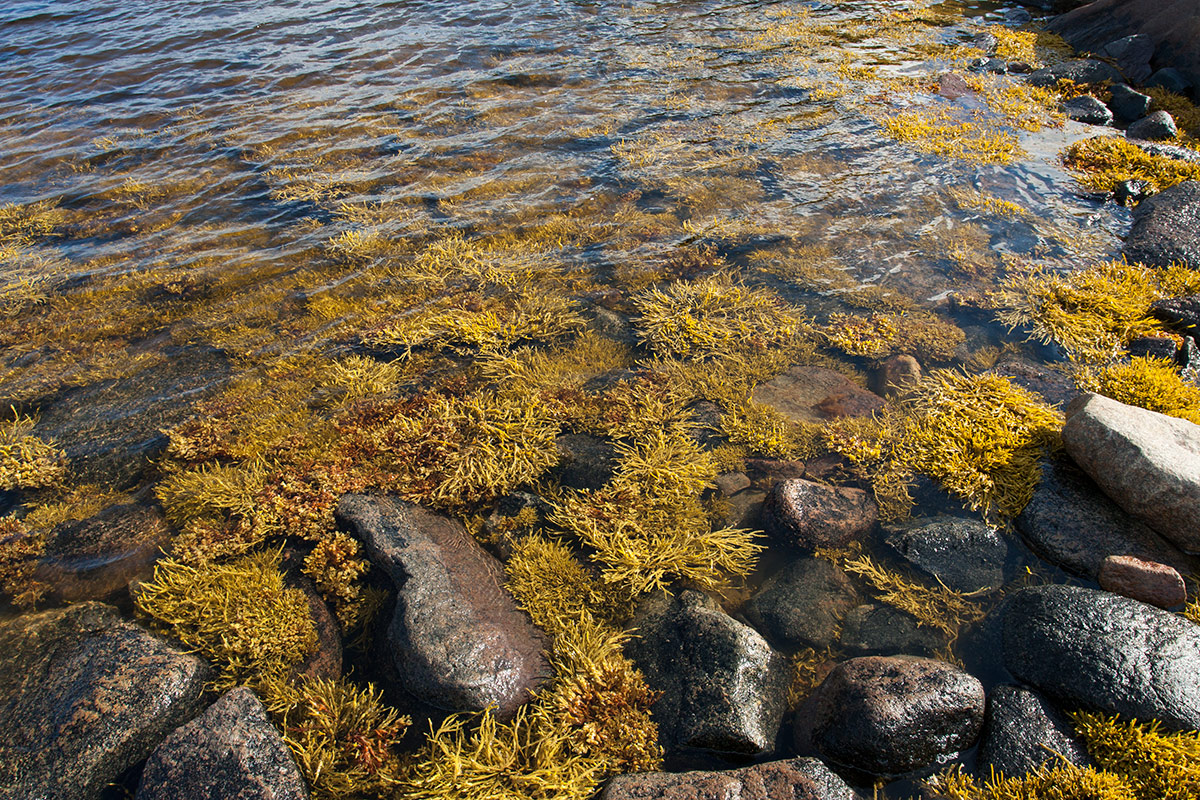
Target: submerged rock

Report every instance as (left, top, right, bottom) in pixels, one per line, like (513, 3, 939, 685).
(137, 687, 309, 800)
(883, 516, 1010, 593)
(838, 603, 946, 658)
(553, 433, 617, 490)
(1027, 59, 1122, 88)
(978, 685, 1091, 779)
(626, 590, 788, 756)
(1003, 584, 1200, 731)
(1123, 180, 1200, 269)
(764, 478, 877, 552)
(0, 602, 209, 800)
(335, 495, 550, 718)
(1151, 294, 1200, 334)
(752, 365, 884, 424)
(599, 757, 856, 800)
(744, 557, 859, 650)
(1063, 94, 1113, 126)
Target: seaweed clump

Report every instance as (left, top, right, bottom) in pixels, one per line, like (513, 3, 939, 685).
(1072, 712, 1200, 800)
(818, 311, 965, 363)
(0, 412, 67, 491)
(1076, 356, 1200, 425)
(927, 763, 1137, 800)
(1062, 137, 1200, 199)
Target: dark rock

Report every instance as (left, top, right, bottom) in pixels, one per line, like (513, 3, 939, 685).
(938, 73, 972, 99)
(1027, 59, 1123, 89)
(1008, 61, 1035, 75)
(1124, 181, 1200, 268)
(1016, 456, 1197, 579)
(586, 307, 638, 346)
(752, 365, 884, 424)
(136, 687, 308, 800)
(764, 478, 877, 551)
(799, 655, 985, 777)
(715, 471, 751, 497)
(718, 487, 766, 530)
(744, 457, 806, 483)
(970, 58, 1009, 75)
(839, 604, 946, 658)
(745, 558, 859, 650)
(599, 756, 856, 800)
(988, 355, 1075, 407)
(33, 502, 170, 602)
(883, 516, 1010, 592)
(1063, 95, 1113, 125)
(970, 32, 998, 53)
(978, 685, 1091, 779)
(1003, 584, 1200, 731)
(1126, 335, 1178, 361)
(1127, 110, 1178, 140)
(1098, 554, 1188, 609)
(1147, 67, 1193, 96)
(1107, 83, 1151, 121)
(553, 433, 617, 490)
(291, 572, 343, 682)
(1115, 178, 1154, 206)
(871, 354, 922, 398)
(1151, 294, 1200, 334)
(687, 400, 725, 449)
(1062, 392, 1200, 553)
(335, 495, 550, 719)
(626, 590, 788, 755)
(1101, 34, 1155, 84)
(1130, 139, 1200, 165)
(0, 602, 209, 800)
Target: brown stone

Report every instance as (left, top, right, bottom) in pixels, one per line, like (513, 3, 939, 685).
(871, 355, 922, 398)
(1098, 554, 1187, 609)
(937, 73, 972, 99)
(764, 478, 877, 551)
(715, 471, 752, 497)
(599, 757, 855, 800)
(752, 365, 884, 424)
(744, 458, 806, 483)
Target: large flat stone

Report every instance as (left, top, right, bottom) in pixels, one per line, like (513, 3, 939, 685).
(752, 365, 884, 424)
(599, 757, 855, 800)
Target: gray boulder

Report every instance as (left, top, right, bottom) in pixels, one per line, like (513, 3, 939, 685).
(137, 687, 309, 800)
(1151, 294, 1200, 334)
(764, 478, 877, 551)
(1003, 584, 1200, 731)
(1106, 83, 1151, 122)
(1027, 59, 1123, 88)
(839, 604, 946, 658)
(335, 495, 550, 718)
(1127, 110, 1178, 140)
(744, 558, 859, 650)
(978, 685, 1090, 779)
(0, 603, 209, 800)
(599, 757, 855, 800)
(1101, 34, 1155, 84)
(1147, 67, 1193, 95)
(883, 516, 1011, 592)
(1063, 95, 1113, 126)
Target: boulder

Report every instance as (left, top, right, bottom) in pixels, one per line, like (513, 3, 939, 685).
(598, 757, 856, 800)
(764, 478, 877, 551)
(1098, 554, 1188, 608)
(1100, 34, 1155, 84)
(0, 603, 209, 800)
(626, 591, 788, 755)
(752, 365, 884, 424)
(1151, 294, 1200, 334)
(1127, 110, 1178, 140)
(1061, 393, 1200, 552)
(335, 495, 550, 718)
(977, 685, 1091, 779)
(870, 354, 922, 398)
(715, 471, 751, 497)
(838, 604, 947, 658)
(1147, 67, 1193, 95)
(798, 655, 985, 777)
(1107, 83, 1151, 122)
(1063, 95, 1113, 125)
(1126, 334, 1179, 361)
(1027, 59, 1123, 88)
(137, 687, 308, 800)
(553, 433, 617, 490)
(883, 516, 1011, 592)
(744, 558, 859, 650)
(1003, 584, 1200, 731)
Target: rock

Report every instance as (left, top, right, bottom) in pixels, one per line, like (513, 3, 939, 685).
(1130, 139, 1200, 166)
(136, 687, 308, 800)
(883, 516, 1011, 592)
(33, 502, 170, 602)
(1063, 94, 1113, 125)
(1003, 584, 1200, 731)
(598, 757, 856, 800)
(1151, 294, 1200, 334)
(335, 495, 550, 718)
(1107, 83, 1151, 122)
(587, 307, 638, 346)
(764, 478, 877, 551)
(752, 365, 884, 424)
(1124, 181, 1200, 268)
(1016, 456, 1198, 579)
(978, 685, 1091, 779)
(1115, 178, 1154, 206)
(970, 32, 998, 53)
(745, 558, 859, 650)
(718, 487, 766, 530)
(1127, 110, 1178, 140)
(1027, 59, 1123, 89)
(744, 457, 806, 483)
(1126, 335, 1179, 361)
(1098, 554, 1188, 609)
(1008, 61, 1035, 75)
(988, 355, 1076, 407)
(871, 354, 922, 398)
(1101, 34, 1155, 84)
(839, 604, 946, 658)
(290, 572, 343, 682)
(1147, 67, 1193, 96)
(553, 433, 616, 490)
(0, 602, 209, 800)
(715, 471, 751, 497)
(1062, 392, 1200, 552)
(938, 73, 972, 99)
(799, 655, 985, 777)
(626, 590, 788, 755)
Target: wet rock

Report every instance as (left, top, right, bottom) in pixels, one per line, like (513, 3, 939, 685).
(136, 687, 308, 800)
(1107, 83, 1151, 122)
(291, 573, 343, 682)
(1027, 59, 1123, 89)
(1124, 181, 1200, 269)
(1147, 67, 1193, 96)
(335, 495, 550, 719)
(1062, 392, 1200, 553)
(1101, 34, 1155, 84)
(553, 433, 617, 490)
(1130, 139, 1200, 166)
(1063, 95, 1113, 125)
(1127, 110, 1178, 140)
(871, 354, 922, 398)
(883, 516, 1010, 593)
(839, 604, 946, 658)
(626, 590, 788, 755)
(586, 307, 638, 346)
(745, 558, 859, 650)
(938, 73, 972, 99)
(687, 400, 725, 449)
(978, 685, 1091, 779)
(752, 365, 884, 424)
(1008, 61, 1035, 75)
(744, 457, 806, 483)
(1115, 178, 1154, 206)
(1151, 294, 1200, 334)
(798, 655, 985, 777)
(599, 756, 856, 800)
(1126, 335, 1178, 361)
(1098, 554, 1188, 609)
(970, 32, 998, 53)
(33, 501, 170, 602)
(715, 471, 751, 497)
(1003, 584, 1200, 731)
(0, 602, 209, 800)
(988, 355, 1075, 407)
(1016, 456, 1197, 579)
(718, 487, 766, 530)
(764, 478, 877, 552)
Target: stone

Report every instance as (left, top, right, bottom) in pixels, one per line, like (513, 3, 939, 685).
(745, 558, 859, 650)
(839, 604, 946, 658)
(1063, 94, 1113, 126)
(1124, 181, 1200, 269)
(798, 655, 985, 777)
(988, 353, 1076, 407)
(335, 495, 550, 718)
(626, 590, 788, 755)
(1016, 456, 1197, 579)
(33, 502, 170, 602)
(1062, 392, 1200, 552)
(1114, 178, 1154, 206)
(1100, 34, 1155, 84)
(1147, 67, 1193, 96)
(136, 687, 308, 800)
(0, 602, 209, 800)
(598, 757, 856, 800)
(1098, 554, 1188, 609)
(1126, 336, 1178, 361)
(870, 354, 922, 398)
(718, 487, 766, 530)
(1151, 294, 1200, 334)
(978, 685, 1091, 779)
(744, 457, 806, 483)
(553, 433, 616, 490)
(1003, 584, 1200, 731)
(764, 478, 877, 551)
(1027, 59, 1123, 89)
(938, 73, 972, 99)
(1106, 83, 1151, 122)
(752, 365, 884, 424)
(1127, 110, 1178, 140)
(715, 471, 751, 497)
(883, 516, 1011, 592)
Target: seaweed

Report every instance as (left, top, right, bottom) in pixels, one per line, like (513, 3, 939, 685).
(1073, 712, 1200, 800)
(1076, 356, 1200, 425)
(0, 412, 67, 491)
(0, 515, 48, 608)
(879, 109, 1020, 164)
(505, 534, 631, 636)
(1062, 137, 1200, 199)
(927, 763, 1137, 800)
(840, 551, 986, 639)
